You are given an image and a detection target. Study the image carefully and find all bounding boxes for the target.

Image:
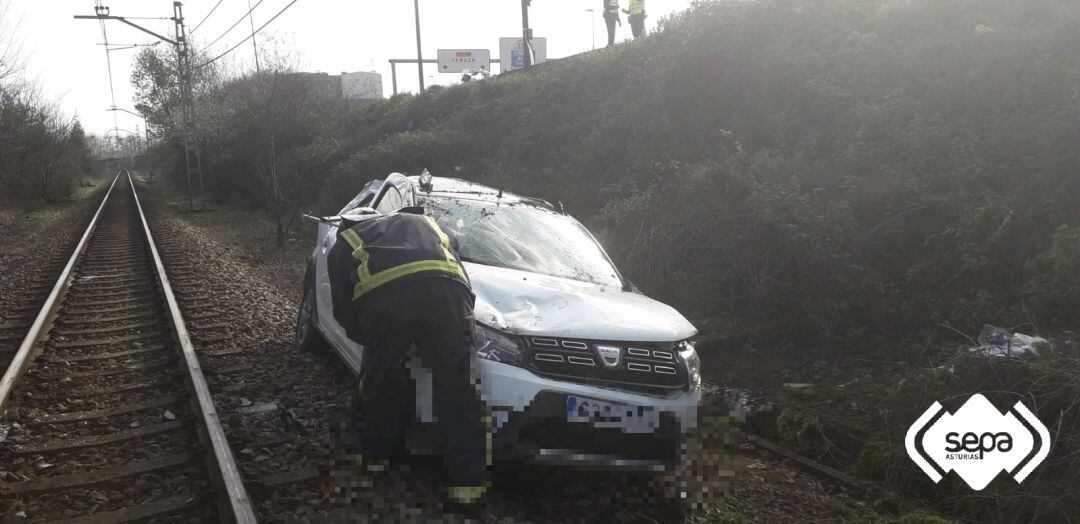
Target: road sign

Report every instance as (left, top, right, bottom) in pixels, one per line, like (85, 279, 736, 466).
(437, 49, 491, 74)
(499, 37, 547, 73)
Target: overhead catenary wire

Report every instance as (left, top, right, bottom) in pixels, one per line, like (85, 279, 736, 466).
(197, 0, 300, 69)
(95, 1, 119, 137)
(201, 0, 265, 50)
(190, 0, 227, 34)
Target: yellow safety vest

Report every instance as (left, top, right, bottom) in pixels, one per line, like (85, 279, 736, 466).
(629, 0, 645, 16)
(339, 213, 467, 300)
(605, 0, 619, 15)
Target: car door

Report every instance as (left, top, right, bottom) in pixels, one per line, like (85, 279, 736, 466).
(314, 173, 419, 376)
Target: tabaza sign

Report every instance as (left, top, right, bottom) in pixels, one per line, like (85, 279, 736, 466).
(437, 49, 491, 74)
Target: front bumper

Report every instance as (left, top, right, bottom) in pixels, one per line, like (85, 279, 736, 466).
(480, 359, 700, 471)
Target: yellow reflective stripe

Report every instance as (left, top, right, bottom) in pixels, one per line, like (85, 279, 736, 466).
(352, 259, 466, 299)
(339, 228, 372, 280)
(424, 215, 455, 262)
(447, 486, 486, 504)
(340, 228, 363, 250)
(355, 250, 371, 281)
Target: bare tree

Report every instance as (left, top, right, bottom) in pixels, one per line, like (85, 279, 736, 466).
(0, 5, 89, 205)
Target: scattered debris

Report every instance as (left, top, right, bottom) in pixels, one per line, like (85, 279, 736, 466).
(278, 408, 307, 435)
(239, 397, 253, 407)
(239, 401, 280, 415)
(163, 410, 176, 421)
(970, 324, 1047, 360)
(723, 387, 753, 417)
(783, 383, 814, 389)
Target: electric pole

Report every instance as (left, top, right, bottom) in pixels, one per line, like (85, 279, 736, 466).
(414, 0, 424, 91)
(75, 1, 206, 211)
(585, 9, 596, 50)
(246, 0, 261, 72)
(172, 1, 205, 210)
(521, 0, 532, 68)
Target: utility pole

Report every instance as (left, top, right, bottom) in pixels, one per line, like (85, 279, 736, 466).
(585, 9, 596, 50)
(521, 0, 532, 68)
(246, 0, 261, 72)
(172, 1, 205, 211)
(413, 0, 424, 91)
(76, 2, 206, 211)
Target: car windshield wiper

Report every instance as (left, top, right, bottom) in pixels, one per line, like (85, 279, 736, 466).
(457, 256, 489, 265)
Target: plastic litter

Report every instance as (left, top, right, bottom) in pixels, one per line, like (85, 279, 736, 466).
(969, 324, 1046, 360)
(239, 401, 279, 415)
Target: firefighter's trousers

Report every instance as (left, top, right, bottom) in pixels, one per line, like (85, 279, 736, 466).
(354, 277, 485, 488)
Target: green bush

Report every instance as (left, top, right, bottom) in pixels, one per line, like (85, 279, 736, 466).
(167, 0, 1080, 349)
(308, 0, 1079, 349)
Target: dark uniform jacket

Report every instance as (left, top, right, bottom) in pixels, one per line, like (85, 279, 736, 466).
(328, 208, 470, 339)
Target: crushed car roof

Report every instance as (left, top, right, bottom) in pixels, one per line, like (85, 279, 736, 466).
(408, 175, 554, 209)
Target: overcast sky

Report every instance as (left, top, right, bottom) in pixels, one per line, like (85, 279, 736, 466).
(4, 0, 693, 137)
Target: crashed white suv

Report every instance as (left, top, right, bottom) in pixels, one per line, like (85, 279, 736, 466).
(296, 173, 701, 470)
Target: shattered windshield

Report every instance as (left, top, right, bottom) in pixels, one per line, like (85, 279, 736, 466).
(421, 196, 622, 287)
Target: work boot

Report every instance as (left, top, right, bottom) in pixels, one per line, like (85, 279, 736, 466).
(441, 485, 487, 519)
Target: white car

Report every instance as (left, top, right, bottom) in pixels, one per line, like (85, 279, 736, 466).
(296, 172, 701, 470)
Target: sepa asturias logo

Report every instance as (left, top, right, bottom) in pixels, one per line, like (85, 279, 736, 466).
(905, 394, 1050, 490)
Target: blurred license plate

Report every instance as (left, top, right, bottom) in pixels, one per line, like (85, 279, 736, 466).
(566, 395, 660, 433)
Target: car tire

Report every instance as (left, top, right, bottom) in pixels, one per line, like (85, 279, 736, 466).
(296, 261, 328, 354)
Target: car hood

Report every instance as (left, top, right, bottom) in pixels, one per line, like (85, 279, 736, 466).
(465, 262, 697, 342)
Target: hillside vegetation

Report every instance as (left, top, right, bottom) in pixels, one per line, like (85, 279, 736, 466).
(300, 0, 1078, 349)
(147, 0, 1080, 348)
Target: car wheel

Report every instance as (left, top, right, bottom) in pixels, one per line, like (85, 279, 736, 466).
(296, 262, 328, 354)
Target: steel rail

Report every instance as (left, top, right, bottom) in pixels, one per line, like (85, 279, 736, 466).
(126, 172, 257, 523)
(0, 172, 121, 412)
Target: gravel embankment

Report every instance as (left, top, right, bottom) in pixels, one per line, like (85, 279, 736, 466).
(0, 185, 107, 377)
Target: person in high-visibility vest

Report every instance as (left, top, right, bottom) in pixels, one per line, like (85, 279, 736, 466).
(333, 208, 487, 508)
(602, 0, 621, 47)
(623, 0, 646, 39)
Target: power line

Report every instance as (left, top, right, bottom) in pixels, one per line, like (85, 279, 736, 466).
(201, 0, 265, 50)
(198, 0, 300, 69)
(95, 1, 119, 137)
(190, 0, 226, 34)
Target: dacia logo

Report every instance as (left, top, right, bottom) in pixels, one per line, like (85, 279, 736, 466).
(596, 345, 621, 367)
(905, 394, 1050, 490)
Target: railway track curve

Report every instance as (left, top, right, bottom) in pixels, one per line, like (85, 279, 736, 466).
(0, 172, 255, 522)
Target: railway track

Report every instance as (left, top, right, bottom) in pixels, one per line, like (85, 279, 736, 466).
(0, 172, 255, 522)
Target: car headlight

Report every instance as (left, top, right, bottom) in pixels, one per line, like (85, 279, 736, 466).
(678, 341, 701, 390)
(474, 323, 523, 366)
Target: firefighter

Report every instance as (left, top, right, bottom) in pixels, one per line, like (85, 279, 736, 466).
(603, 0, 621, 47)
(336, 207, 487, 508)
(624, 0, 646, 39)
